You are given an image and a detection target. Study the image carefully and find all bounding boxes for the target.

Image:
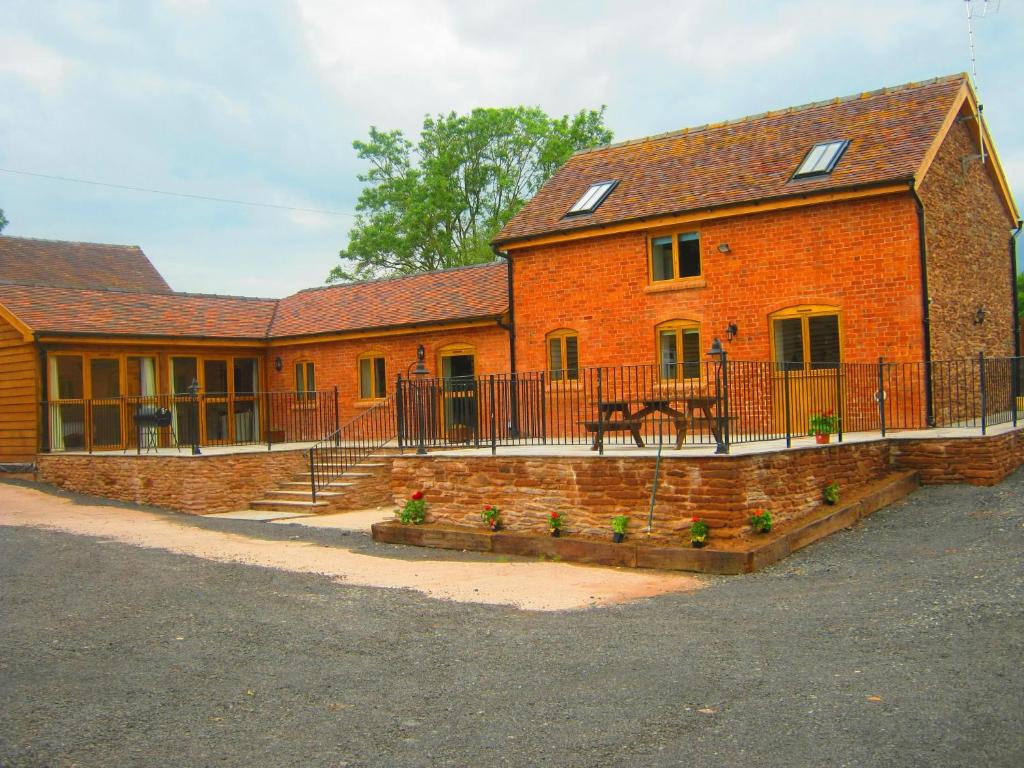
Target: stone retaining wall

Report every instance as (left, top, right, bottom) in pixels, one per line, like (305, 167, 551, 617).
(390, 430, 1024, 540)
(37, 449, 308, 515)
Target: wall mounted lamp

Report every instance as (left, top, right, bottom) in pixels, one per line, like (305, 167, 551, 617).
(725, 322, 738, 342)
(973, 306, 986, 325)
(717, 243, 731, 254)
(274, 356, 283, 372)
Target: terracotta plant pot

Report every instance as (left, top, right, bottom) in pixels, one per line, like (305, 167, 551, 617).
(815, 433, 830, 444)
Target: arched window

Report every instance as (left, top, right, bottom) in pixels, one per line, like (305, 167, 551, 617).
(770, 305, 842, 371)
(357, 352, 387, 400)
(546, 329, 579, 381)
(656, 320, 701, 380)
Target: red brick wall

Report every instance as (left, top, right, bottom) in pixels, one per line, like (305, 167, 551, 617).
(919, 119, 1016, 360)
(510, 194, 926, 371)
(37, 449, 308, 515)
(265, 324, 510, 424)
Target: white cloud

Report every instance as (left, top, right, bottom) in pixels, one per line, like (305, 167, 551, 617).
(0, 35, 70, 92)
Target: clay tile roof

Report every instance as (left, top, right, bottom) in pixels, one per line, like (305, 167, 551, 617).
(270, 261, 508, 338)
(0, 283, 277, 339)
(494, 74, 967, 245)
(0, 236, 173, 293)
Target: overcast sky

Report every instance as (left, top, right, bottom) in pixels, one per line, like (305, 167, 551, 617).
(1, 0, 1021, 298)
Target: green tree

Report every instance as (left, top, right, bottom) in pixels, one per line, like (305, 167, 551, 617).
(0, 208, 7, 233)
(1018, 271, 1024, 317)
(329, 106, 612, 283)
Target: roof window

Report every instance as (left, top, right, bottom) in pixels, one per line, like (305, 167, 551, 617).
(566, 180, 617, 216)
(793, 140, 849, 179)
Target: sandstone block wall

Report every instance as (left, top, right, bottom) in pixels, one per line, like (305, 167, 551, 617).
(37, 449, 308, 515)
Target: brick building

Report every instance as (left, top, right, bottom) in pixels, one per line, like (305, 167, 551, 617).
(1, 73, 1020, 463)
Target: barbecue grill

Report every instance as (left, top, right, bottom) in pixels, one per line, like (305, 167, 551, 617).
(131, 406, 178, 452)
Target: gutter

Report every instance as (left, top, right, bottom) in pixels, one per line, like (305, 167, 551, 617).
(910, 182, 935, 427)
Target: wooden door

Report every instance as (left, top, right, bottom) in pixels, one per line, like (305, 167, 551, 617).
(771, 309, 842, 436)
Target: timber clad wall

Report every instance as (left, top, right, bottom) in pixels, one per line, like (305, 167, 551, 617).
(0, 315, 38, 462)
(510, 194, 926, 371)
(266, 324, 510, 425)
(920, 119, 1016, 360)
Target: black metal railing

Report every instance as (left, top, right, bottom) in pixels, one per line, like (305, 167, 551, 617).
(40, 389, 341, 454)
(394, 354, 1023, 454)
(308, 396, 397, 501)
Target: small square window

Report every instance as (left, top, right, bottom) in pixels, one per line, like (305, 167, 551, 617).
(650, 231, 701, 282)
(358, 354, 386, 399)
(793, 140, 849, 179)
(566, 181, 617, 216)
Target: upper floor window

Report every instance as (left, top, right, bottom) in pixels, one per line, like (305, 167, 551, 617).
(546, 330, 579, 381)
(792, 140, 849, 179)
(771, 306, 841, 371)
(295, 360, 315, 400)
(650, 231, 700, 282)
(358, 353, 387, 400)
(657, 320, 701, 380)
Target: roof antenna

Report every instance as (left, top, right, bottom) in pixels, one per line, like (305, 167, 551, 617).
(963, 0, 999, 166)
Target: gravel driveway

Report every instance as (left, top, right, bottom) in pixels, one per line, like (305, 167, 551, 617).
(1, 472, 1022, 767)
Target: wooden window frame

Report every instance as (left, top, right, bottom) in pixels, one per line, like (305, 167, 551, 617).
(769, 305, 843, 372)
(655, 320, 702, 381)
(546, 329, 579, 382)
(294, 359, 316, 401)
(648, 229, 702, 284)
(357, 352, 387, 401)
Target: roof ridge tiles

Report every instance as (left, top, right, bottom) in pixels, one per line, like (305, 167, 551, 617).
(0, 278, 274, 302)
(288, 259, 505, 296)
(0, 234, 143, 250)
(570, 73, 965, 158)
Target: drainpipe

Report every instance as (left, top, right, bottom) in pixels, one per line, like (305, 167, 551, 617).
(910, 182, 935, 427)
(493, 246, 518, 436)
(1011, 220, 1023, 358)
(493, 247, 516, 375)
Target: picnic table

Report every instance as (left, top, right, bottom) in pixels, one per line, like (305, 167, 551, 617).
(581, 396, 693, 450)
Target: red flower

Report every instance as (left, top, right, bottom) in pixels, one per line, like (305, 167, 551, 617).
(692, 516, 700, 522)
(550, 512, 560, 519)
(411, 491, 423, 501)
(484, 505, 492, 511)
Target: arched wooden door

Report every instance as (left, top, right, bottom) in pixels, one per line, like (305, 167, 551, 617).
(770, 306, 843, 436)
(437, 344, 477, 443)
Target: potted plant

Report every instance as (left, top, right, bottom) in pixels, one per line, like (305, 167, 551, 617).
(750, 509, 772, 534)
(481, 504, 500, 531)
(548, 511, 564, 537)
(690, 517, 709, 548)
(823, 481, 840, 505)
(611, 514, 629, 543)
(398, 490, 426, 525)
(809, 410, 838, 444)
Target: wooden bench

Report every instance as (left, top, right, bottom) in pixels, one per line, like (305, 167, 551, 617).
(581, 419, 644, 450)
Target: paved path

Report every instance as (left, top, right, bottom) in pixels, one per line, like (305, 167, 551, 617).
(1, 475, 1022, 767)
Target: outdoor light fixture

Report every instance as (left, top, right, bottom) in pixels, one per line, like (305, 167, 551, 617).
(973, 306, 986, 325)
(717, 243, 731, 254)
(706, 338, 724, 358)
(187, 378, 201, 456)
(725, 322, 738, 342)
(412, 344, 429, 377)
(705, 339, 728, 454)
(274, 356, 283, 372)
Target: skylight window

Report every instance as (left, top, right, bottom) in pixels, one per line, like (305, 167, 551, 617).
(566, 180, 617, 215)
(793, 140, 849, 179)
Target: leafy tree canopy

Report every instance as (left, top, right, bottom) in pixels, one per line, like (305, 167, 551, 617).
(328, 106, 612, 283)
(0, 208, 7, 233)
(1018, 271, 1024, 317)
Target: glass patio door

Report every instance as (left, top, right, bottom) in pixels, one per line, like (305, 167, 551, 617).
(203, 359, 230, 444)
(771, 309, 842, 436)
(90, 358, 122, 449)
(171, 357, 199, 446)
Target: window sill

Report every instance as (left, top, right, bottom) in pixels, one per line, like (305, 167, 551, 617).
(645, 277, 706, 294)
(354, 398, 386, 407)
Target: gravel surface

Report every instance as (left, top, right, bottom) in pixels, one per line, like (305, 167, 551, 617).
(1, 472, 1023, 767)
